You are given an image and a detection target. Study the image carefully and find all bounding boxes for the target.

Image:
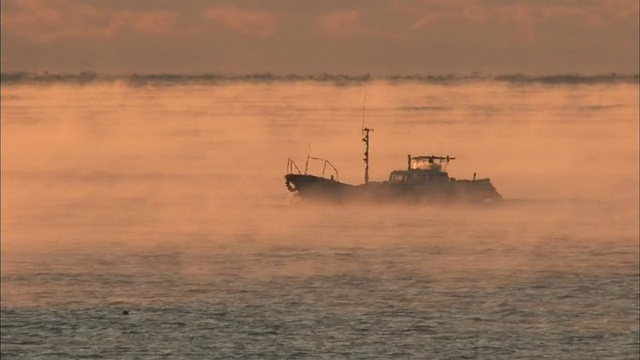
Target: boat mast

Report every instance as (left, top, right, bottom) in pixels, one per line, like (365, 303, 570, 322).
(361, 94, 372, 183)
(362, 126, 372, 183)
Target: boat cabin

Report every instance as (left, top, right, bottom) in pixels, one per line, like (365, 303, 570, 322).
(388, 155, 454, 183)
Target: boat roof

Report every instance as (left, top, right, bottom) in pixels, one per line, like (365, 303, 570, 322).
(411, 155, 456, 161)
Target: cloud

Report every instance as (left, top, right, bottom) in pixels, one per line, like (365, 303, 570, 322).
(313, 10, 372, 39)
(311, 1, 637, 43)
(2, 0, 124, 42)
(133, 11, 181, 35)
(1, 0, 184, 43)
(407, 0, 640, 43)
(312, 9, 408, 40)
(203, 6, 279, 39)
(1, 0, 636, 74)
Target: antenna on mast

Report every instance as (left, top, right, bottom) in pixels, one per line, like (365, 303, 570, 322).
(362, 93, 367, 130)
(304, 144, 311, 174)
(361, 93, 373, 184)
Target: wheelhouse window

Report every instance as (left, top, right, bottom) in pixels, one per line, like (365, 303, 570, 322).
(389, 173, 406, 182)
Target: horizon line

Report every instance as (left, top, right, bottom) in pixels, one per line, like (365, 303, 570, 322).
(2, 71, 638, 86)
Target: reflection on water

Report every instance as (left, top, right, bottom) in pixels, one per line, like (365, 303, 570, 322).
(1, 81, 638, 358)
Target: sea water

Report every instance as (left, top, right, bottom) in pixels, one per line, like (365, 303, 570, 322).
(2, 75, 638, 359)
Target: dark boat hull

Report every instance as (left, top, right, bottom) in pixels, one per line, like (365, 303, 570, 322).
(285, 174, 356, 202)
(285, 174, 502, 203)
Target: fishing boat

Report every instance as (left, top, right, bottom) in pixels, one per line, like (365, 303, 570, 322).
(284, 127, 502, 203)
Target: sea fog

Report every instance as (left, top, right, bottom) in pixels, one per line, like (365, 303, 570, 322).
(2, 78, 638, 358)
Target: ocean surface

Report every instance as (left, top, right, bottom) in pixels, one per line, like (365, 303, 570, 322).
(2, 75, 639, 359)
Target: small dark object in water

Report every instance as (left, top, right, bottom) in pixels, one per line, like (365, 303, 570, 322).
(122, 310, 129, 315)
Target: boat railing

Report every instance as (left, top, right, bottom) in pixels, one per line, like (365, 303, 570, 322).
(306, 156, 339, 181)
(288, 156, 339, 181)
(287, 158, 302, 174)
(409, 154, 456, 171)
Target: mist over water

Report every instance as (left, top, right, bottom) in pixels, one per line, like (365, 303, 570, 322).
(2, 80, 638, 358)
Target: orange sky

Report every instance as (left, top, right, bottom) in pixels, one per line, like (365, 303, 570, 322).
(1, 0, 638, 74)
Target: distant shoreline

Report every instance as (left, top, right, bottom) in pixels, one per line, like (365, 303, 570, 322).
(2, 72, 638, 86)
